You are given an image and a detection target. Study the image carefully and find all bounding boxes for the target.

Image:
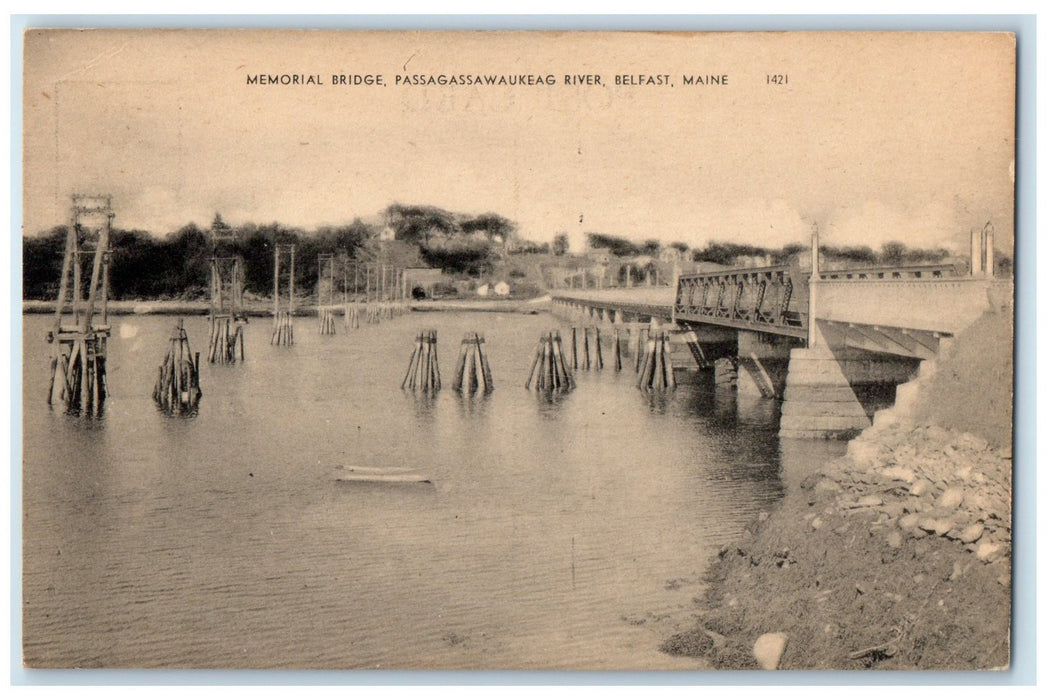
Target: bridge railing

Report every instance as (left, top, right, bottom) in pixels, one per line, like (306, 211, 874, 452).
(674, 265, 809, 336)
(674, 262, 964, 337)
(816, 263, 961, 281)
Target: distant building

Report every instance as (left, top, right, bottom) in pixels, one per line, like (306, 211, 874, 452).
(734, 254, 774, 268)
(659, 247, 683, 264)
(403, 267, 449, 297)
(585, 250, 613, 265)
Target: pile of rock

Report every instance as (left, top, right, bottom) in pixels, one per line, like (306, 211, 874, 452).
(804, 419, 1012, 584)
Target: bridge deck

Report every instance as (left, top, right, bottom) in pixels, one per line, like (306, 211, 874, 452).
(551, 267, 1011, 348)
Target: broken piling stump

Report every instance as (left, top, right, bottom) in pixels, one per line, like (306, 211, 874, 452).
(318, 306, 337, 335)
(402, 329, 441, 393)
(452, 333, 494, 393)
(525, 331, 574, 392)
(153, 319, 202, 413)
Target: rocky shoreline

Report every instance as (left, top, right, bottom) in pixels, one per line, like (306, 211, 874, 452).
(662, 308, 1013, 670)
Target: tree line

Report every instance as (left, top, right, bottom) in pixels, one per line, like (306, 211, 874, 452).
(22, 204, 527, 301)
(585, 232, 956, 267)
(22, 218, 379, 301)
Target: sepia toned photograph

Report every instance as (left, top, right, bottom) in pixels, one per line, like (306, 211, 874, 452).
(20, 28, 1016, 671)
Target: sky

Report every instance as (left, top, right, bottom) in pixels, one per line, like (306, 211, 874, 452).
(22, 30, 1016, 255)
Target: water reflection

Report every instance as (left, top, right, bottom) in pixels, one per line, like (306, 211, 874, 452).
(406, 390, 439, 421)
(641, 389, 676, 414)
(534, 388, 574, 414)
(454, 390, 492, 419)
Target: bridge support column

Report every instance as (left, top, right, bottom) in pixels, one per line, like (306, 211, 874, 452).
(714, 358, 737, 387)
(778, 343, 921, 439)
(735, 331, 794, 398)
(779, 344, 872, 439)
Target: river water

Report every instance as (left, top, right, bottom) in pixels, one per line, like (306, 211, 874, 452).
(21, 310, 844, 670)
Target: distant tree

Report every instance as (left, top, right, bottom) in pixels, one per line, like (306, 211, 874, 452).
(587, 232, 641, 257)
(108, 229, 170, 299)
(552, 233, 570, 256)
(880, 241, 907, 265)
(512, 239, 550, 255)
(316, 218, 375, 257)
(460, 212, 517, 242)
(669, 241, 689, 254)
(996, 252, 1013, 276)
(168, 223, 212, 297)
(384, 203, 458, 244)
(22, 226, 67, 299)
(773, 242, 807, 263)
(900, 245, 949, 264)
(640, 239, 661, 257)
(420, 237, 494, 275)
(821, 244, 878, 265)
(691, 241, 770, 266)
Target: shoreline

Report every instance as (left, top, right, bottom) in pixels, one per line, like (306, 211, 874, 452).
(21, 297, 551, 317)
(662, 308, 1013, 670)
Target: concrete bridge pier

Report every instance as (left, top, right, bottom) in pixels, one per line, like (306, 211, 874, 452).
(735, 331, 796, 399)
(778, 329, 921, 439)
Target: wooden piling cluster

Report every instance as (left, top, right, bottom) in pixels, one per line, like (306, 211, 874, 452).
(402, 330, 441, 392)
(636, 331, 677, 391)
(208, 316, 245, 364)
(318, 307, 337, 335)
(452, 333, 494, 393)
(48, 334, 109, 415)
(153, 319, 203, 413)
(271, 311, 294, 345)
(525, 331, 574, 392)
(343, 303, 359, 330)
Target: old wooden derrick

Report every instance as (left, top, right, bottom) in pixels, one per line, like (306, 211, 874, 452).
(208, 215, 248, 363)
(271, 243, 296, 345)
(46, 195, 113, 415)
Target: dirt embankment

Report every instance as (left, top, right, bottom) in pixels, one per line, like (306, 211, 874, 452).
(663, 308, 1014, 670)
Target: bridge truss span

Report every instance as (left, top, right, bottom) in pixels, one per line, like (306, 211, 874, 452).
(674, 265, 808, 338)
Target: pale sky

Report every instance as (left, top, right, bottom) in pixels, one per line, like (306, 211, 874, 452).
(23, 30, 1016, 254)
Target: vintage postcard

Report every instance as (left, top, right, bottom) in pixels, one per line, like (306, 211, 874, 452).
(21, 29, 1015, 671)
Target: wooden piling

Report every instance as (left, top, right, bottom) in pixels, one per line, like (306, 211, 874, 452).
(453, 333, 494, 392)
(403, 330, 440, 393)
(318, 307, 336, 335)
(635, 326, 647, 373)
(637, 331, 676, 392)
(526, 331, 574, 392)
(153, 319, 203, 413)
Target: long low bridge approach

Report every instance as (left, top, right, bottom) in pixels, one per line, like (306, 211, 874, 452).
(551, 258, 1011, 438)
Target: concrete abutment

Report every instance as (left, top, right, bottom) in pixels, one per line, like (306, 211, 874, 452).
(778, 345, 921, 439)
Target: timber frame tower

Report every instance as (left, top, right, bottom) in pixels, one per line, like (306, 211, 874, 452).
(46, 194, 113, 415)
(208, 214, 247, 363)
